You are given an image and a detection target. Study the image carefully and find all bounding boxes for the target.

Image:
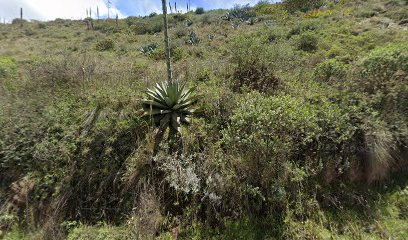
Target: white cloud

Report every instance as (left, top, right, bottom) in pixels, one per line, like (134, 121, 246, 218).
(0, 0, 124, 22)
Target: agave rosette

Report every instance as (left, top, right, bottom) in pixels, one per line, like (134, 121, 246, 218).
(142, 81, 196, 132)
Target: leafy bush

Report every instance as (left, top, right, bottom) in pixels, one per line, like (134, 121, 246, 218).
(293, 31, 318, 52)
(355, 44, 408, 138)
(128, 18, 163, 34)
(150, 46, 185, 62)
(173, 13, 188, 22)
(313, 59, 349, 83)
(0, 56, 17, 78)
(195, 7, 205, 15)
(288, 20, 319, 37)
(357, 43, 408, 94)
(37, 23, 47, 29)
(223, 92, 355, 208)
(174, 27, 188, 38)
(95, 38, 115, 51)
(11, 18, 27, 25)
(229, 36, 281, 93)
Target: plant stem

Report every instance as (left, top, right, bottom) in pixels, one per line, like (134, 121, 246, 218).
(161, 0, 173, 83)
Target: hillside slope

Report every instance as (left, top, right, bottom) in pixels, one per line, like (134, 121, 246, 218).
(1, 0, 408, 239)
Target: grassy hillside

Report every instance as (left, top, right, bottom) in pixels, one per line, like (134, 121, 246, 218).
(1, 0, 408, 239)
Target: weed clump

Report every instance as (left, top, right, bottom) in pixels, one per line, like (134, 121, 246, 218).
(95, 38, 115, 51)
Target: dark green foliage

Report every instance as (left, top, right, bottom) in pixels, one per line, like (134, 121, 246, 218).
(195, 7, 205, 15)
(149, 12, 158, 18)
(94, 38, 115, 51)
(293, 31, 318, 52)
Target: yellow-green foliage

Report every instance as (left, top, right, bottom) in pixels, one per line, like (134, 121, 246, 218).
(0, 56, 17, 78)
(304, 9, 333, 18)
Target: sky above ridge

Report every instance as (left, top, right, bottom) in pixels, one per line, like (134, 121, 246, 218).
(0, 0, 279, 22)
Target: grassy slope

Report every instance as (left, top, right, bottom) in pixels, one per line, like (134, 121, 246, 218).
(1, 0, 408, 239)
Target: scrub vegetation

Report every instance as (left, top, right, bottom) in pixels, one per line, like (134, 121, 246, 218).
(1, 0, 408, 239)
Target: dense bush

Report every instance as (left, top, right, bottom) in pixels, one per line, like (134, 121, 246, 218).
(313, 58, 349, 83)
(195, 7, 205, 15)
(355, 44, 408, 141)
(357, 43, 408, 94)
(1, 0, 408, 239)
(94, 38, 115, 51)
(223, 92, 355, 210)
(293, 31, 319, 52)
(229, 36, 281, 93)
(288, 20, 319, 37)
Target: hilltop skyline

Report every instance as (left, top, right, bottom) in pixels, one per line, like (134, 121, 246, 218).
(0, 0, 275, 22)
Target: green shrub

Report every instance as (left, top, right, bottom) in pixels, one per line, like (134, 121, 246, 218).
(129, 19, 163, 34)
(313, 59, 349, 83)
(37, 23, 47, 29)
(229, 36, 281, 93)
(195, 7, 205, 15)
(150, 46, 185, 62)
(355, 44, 408, 136)
(223, 92, 355, 207)
(173, 13, 188, 22)
(0, 56, 17, 78)
(357, 43, 408, 94)
(288, 20, 319, 37)
(95, 38, 115, 51)
(293, 31, 318, 52)
(11, 18, 27, 25)
(174, 27, 188, 38)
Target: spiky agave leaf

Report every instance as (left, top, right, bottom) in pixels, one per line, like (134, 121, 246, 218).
(142, 80, 196, 132)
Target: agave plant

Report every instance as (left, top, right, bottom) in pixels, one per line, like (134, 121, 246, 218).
(140, 43, 158, 56)
(142, 81, 196, 153)
(187, 31, 200, 45)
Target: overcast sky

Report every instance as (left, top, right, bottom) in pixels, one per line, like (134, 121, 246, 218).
(0, 0, 267, 22)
